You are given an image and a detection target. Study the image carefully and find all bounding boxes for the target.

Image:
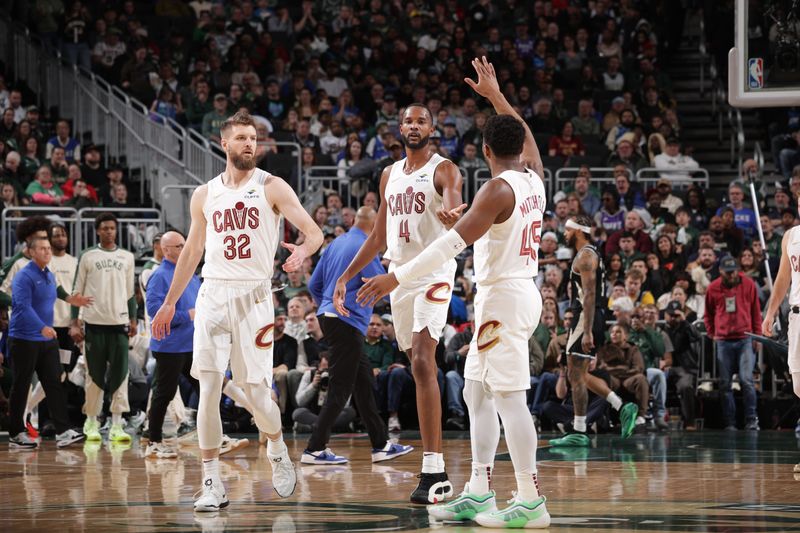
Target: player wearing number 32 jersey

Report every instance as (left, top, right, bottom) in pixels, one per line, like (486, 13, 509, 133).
(357, 57, 551, 529)
(151, 111, 323, 513)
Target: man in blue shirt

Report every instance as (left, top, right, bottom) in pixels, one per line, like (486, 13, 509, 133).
(303, 206, 412, 465)
(145, 231, 201, 458)
(7, 236, 84, 449)
(716, 182, 758, 240)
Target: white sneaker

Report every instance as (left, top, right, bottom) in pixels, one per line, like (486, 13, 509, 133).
(194, 477, 229, 512)
(9, 432, 39, 450)
(388, 415, 402, 432)
(145, 442, 178, 459)
(55, 429, 86, 448)
(219, 435, 249, 456)
(268, 446, 297, 498)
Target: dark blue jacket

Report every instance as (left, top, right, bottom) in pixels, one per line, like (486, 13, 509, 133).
(10, 261, 56, 342)
(146, 259, 201, 353)
(309, 227, 384, 334)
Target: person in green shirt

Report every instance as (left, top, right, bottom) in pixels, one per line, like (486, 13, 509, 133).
(366, 314, 407, 432)
(25, 166, 64, 206)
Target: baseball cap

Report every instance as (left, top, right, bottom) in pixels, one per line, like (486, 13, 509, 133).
(612, 96, 625, 105)
(657, 178, 671, 187)
(387, 139, 403, 149)
(443, 117, 457, 126)
(213, 93, 227, 101)
(152, 232, 164, 244)
(430, 130, 441, 139)
(380, 314, 393, 324)
(719, 255, 739, 272)
(275, 307, 288, 317)
(84, 143, 100, 153)
(666, 137, 680, 145)
(26, 105, 39, 113)
(665, 300, 682, 315)
(384, 93, 396, 102)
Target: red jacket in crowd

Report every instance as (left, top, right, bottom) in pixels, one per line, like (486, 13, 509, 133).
(704, 273, 762, 340)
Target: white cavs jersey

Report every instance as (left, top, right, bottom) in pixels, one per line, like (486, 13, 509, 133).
(788, 226, 800, 307)
(384, 153, 451, 265)
(474, 169, 546, 285)
(202, 168, 280, 280)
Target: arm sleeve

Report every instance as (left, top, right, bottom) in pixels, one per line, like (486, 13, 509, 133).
(57, 285, 69, 301)
(393, 229, 467, 286)
(307, 253, 326, 306)
(12, 276, 46, 332)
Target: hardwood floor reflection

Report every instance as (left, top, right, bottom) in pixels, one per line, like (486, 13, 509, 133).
(0, 431, 798, 532)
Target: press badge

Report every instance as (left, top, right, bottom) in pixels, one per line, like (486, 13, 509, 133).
(725, 297, 736, 313)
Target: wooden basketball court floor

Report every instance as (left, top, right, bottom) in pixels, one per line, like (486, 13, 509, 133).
(1, 430, 799, 532)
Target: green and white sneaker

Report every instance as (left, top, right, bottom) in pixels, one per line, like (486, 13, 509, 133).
(619, 403, 638, 438)
(428, 483, 497, 521)
(109, 423, 132, 443)
(475, 494, 550, 529)
(83, 418, 102, 442)
(549, 432, 590, 447)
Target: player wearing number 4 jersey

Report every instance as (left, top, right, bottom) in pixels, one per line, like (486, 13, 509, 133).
(151, 111, 323, 512)
(334, 103, 465, 504)
(358, 57, 551, 529)
(761, 190, 800, 476)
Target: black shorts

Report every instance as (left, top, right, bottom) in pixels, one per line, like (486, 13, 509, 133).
(561, 307, 606, 365)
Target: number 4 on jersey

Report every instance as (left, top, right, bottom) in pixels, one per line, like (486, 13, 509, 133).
(398, 219, 410, 243)
(519, 220, 542, 264)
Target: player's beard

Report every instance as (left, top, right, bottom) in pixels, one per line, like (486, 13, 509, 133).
(402, 132, 430, 150)
(231, 150, 257, 171)
(566, 232, 577, 249)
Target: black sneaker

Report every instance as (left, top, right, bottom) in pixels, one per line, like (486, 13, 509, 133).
(410, 472, 454, 504)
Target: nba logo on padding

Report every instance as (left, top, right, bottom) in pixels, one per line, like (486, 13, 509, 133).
(748, 58, 763, 89)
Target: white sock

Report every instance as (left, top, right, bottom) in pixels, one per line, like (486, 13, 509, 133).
(573, 415, 587, 433)
(437, 453, 445, 471)
(606, 392, 623, 411)
(87, 415, 97, 424)
(422, 452, 443, 474)
(267, 435, 287, 456)
(515, 471, 541, 501)
(202, 458, 221, 484)
(112, 413, 123, 426)
(469, 462, 493, 494)
(223, 380, 254, 413)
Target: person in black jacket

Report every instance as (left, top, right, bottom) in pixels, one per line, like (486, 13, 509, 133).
(272, 308, 298, 416)
(663, 301, 701, 430)
(443, 324, 472, 430)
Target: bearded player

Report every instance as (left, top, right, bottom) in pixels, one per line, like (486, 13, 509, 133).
(151, 111, 323, 511)
(332, 102, 465, 502)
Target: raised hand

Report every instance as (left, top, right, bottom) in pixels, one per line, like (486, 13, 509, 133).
(436, 203, 467, 228)
(464, 56, 500, 99)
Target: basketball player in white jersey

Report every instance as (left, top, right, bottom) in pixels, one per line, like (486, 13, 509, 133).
(151, 111, 323, 511)
(332, 104, 465, 503)
(761, 191, 800, 475)
(358, 57, 550, 528)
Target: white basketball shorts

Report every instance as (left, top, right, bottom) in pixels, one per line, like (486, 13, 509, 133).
(789, 312, 800, 375)
(191, 279, 274, 386)
(389, 260, 457, 352)
(465, 278, 542, 392)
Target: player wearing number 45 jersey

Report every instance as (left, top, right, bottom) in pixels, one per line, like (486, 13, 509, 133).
(334, 103, 465, 504)
(358, 57, 551, 529)
(151, 111, 323, 512)
(762, 190, 800, 476)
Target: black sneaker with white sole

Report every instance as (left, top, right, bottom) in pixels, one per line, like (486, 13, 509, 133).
(9, 432, 39, 450)
(410, 472, 454, 504)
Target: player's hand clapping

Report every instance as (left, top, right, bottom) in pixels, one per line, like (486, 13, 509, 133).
(357, 273, 399, 307)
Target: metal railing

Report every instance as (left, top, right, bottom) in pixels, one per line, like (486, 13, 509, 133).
(634, 167, 710, 190)
(1, 207, 163, 260)
(554, 167, 633, 195)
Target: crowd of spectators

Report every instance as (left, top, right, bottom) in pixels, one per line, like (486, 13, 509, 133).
(1, 0, 799, 437)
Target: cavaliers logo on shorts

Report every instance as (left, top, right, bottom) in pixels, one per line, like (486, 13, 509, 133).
(476, 320, 503, 352)
(255, 324, 274, 350)
(425, 282, 451, 303)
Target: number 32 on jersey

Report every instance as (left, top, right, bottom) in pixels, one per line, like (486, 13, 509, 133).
(519, 220, 541, 264)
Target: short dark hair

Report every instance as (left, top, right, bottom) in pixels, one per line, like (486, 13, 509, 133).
(483, 114, 525, 157)
(571, 214, 594, 231)
(28, 235, 50, 251)
(220, 110, 257, 137)
(619, 231, 635, 240)
(94, 212, 118, 230)
(16, 215, 52, 244)
(402, 103, 433, 122)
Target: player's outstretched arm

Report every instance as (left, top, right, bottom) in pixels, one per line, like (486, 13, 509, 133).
(268, 177, 323, 272)
(356, 179, 513, 307)
(434, 161, 467, 228)
(465, 56, 544, 178)
(763, 231, 791, 336)
(575, 249, 599, 353)
(151, 185, 208, 340)
(334, 167, 391, 316)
